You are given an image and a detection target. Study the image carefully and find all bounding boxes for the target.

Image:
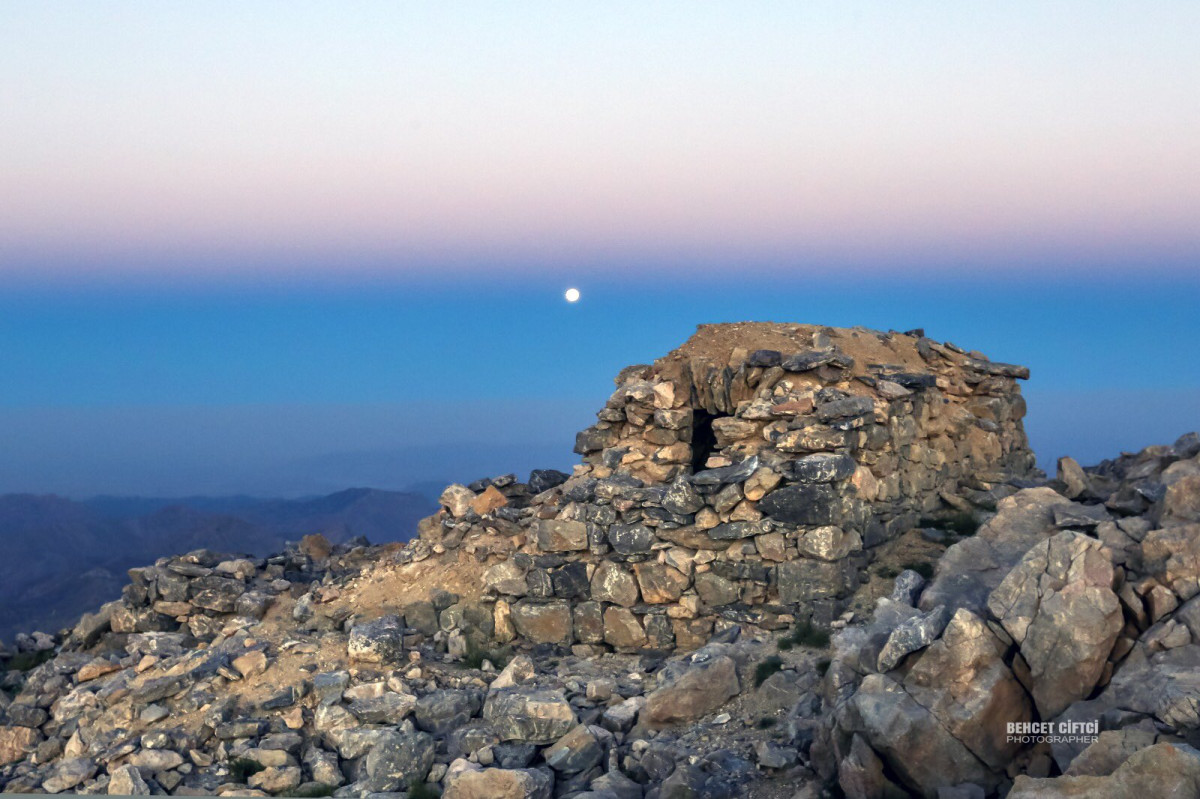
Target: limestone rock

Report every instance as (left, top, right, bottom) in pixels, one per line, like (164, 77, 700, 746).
(590, 561, 639, 607)
(107, 764, 150, 795)
(633, 562, 689, 604)
(839, 673, 997, 795)
(643, 654, 740, 726)
(440, 484, 476, 517)
(534, 519, 588, 552)
(1140, 524, 1200, 600)
(510, 601, 573, 646)
(443, 767, 554, 799)
(797, 525, 862, 562)
(362, 730, 435, 792)
(0, 725, 41, 766)
(987, 532, 1121, 718)
(543, 724, 603, 773)
(1008, 743, 1200, 798)
(922, 488, 1075, 616)
(877, 604, 950, 672)
(348, 615, 404, 663)
(902, 609, 1033, 770)
(483, 688, 578, 744)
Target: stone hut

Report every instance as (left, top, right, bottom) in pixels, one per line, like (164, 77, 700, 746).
(422, 322, 1038, 653)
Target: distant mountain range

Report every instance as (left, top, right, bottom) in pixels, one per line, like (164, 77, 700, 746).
(0, 488, 436, 643)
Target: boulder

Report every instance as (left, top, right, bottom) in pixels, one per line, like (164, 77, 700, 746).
(107, 764, 150, 795)
(902, 609, 1033, 770)
(987, 532, 1121, 718)
(483, 688, 578, 744)
(876, 605, 950, 672)
(603, 607, 646, 649)
(1140, 524, 1200, 601)
(1161, 476, 1200, 525)
(643, 654, 740, 726)
(662, 477, 705, 515)
(543, 724, 604, 773)
(1009, 743, 1200, 798)
(348, 615, 405, 663)
(249, 766, 303, 794)
(0, 725, 41, 766)
(362, 730, 436, 792)
(40, 757, 98, 794)
(415, 690, 481, 734)
(921, 488, 1072, 615)
(694, 572, 739, 606)
(485, 561, 528, 596)
(528, 469, 570, 495)
(1057, 457, 1091, 500)
(443, 767, 554, 799)
(838, 673, 997, 795)
(440, 484, 476, 517)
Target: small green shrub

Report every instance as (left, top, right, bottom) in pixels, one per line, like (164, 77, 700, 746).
(785, 621, 831, 649)
(462, 639, 511, 671)
(408, 779, 440, 799)
(5, 649, 54, 672)
(228, 757, 266, 783)
(875, 565, 900, 579)
(755, 655, 784, 688)
(777, 638, 794, 652)
(902, 561, 935, 580)
(920, 511, 979, 537)
(288, 784, 335, 798)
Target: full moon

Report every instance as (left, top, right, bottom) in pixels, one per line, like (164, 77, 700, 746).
(564, 288, 581, 303)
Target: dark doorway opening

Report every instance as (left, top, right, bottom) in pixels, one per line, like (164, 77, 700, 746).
(690, 410, 726, 472)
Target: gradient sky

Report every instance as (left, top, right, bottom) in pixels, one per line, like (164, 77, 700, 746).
(1, 3, 1197, 496)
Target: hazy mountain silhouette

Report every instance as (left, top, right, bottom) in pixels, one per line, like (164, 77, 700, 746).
(0, 488, 435, 642)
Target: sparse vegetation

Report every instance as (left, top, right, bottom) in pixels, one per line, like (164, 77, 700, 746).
(408, 779, 440, 799)
(756, 716, 778, 729)
(288, 785, 335, 798)
(875, 564, 900, 579)
(5, 649, 54, 672)
(228, 758, 266, 783)
(755, 655, 785, 687)
(903, 561, 935, 580)
(463, 639, 512, 670)
(781, 621, 831, 649)
(816, 658, 831, 676)
(920, 511, 980, 538)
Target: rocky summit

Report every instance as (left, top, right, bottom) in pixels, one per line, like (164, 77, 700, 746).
(2, 321, 1199, 798)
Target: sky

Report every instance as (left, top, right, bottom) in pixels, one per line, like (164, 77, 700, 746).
(0, 3, 1197, 497)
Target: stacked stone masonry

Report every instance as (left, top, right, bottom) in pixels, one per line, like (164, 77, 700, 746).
(420, 323, 1039, 654)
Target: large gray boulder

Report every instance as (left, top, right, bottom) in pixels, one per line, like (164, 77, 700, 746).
(362, 730, 435, 792)
(347, 615, 405, 663)
(837, 673, 998, 796)
(921, 488, 1073, 615)
(642, 653, 741, 727)
(443, 766, 554, 799)
(987, 532, 1121, 718)
(1009, 743, 1200, 798)
(902, 609, 1032, 770)
(1140, 523, 1200, 601)
(483, 688, 577, 744)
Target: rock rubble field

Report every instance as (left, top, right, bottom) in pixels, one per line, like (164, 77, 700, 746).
(3, 322, 1200, 798)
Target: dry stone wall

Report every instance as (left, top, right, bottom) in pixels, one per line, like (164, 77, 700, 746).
(421, 323, 1038, 653)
